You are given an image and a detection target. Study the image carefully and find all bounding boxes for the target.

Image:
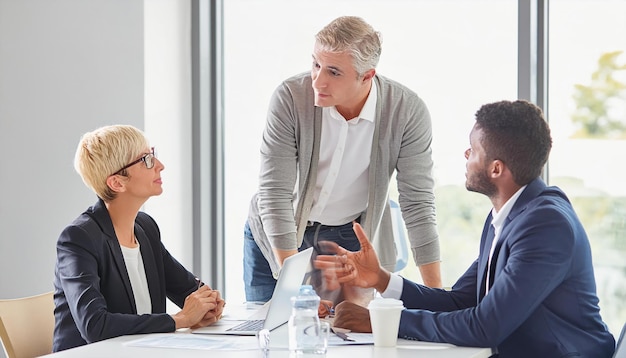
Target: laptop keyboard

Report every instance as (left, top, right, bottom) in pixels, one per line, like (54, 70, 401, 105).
(226, 319, 265, 332)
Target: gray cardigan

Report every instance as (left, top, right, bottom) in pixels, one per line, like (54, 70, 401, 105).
(248, 72, 439, 277)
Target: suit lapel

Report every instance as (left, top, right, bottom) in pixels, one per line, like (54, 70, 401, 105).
(106, 240, 136, 312)
(477, 214, 495, 302)
(487, 221, 507, 290)
(481, 178, 548, 293)
(89, 199, 137, 312)
(506, 178, 546, 223)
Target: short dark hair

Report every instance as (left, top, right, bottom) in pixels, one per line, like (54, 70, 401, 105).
(474, 100, 552, 186)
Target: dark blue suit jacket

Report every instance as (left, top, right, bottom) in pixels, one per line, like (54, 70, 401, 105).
(53, 199, 199, 352)
(397, 178, 615, 357)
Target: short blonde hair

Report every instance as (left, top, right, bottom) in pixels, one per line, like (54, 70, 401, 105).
(74, 125, 149, 201)
(315, 16, 382, 76)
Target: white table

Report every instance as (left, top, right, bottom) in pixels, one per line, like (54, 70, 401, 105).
(43, 304, 492, 358)
(43, 331, 492, 358)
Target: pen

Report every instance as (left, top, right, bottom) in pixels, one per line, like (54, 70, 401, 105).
(322, 303, 335, 317)
(331, 328, 355, 342)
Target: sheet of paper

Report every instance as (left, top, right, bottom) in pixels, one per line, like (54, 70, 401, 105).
(125, 333, 259, 351)
(328, 332, 374, 346)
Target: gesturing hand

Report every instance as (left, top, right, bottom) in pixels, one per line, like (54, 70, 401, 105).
(313, 223, 385, 290)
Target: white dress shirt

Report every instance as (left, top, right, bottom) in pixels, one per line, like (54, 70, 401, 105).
(121, 242, 152, 314)
(308, 80, 377, 225)
(484, 185, 526, 295)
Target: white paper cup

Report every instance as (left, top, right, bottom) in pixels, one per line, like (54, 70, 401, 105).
(368, 298, 405, 347)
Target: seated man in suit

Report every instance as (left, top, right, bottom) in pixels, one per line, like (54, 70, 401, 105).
(314, 100, 615, 357)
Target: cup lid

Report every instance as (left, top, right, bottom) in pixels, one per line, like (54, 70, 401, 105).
(368, 298, 405, 309)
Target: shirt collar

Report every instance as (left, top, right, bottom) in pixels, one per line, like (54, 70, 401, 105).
(329, 79, 377, 123)
(491, 184, 527, 229)
(359, 79, 377, 123)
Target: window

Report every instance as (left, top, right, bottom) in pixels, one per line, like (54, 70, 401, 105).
(222, 0, 626, 337)
(548, 0, 626, 337)
(223, 0, 516, 300)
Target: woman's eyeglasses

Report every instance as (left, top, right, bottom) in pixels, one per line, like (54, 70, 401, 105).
(111, 147, 156, 176)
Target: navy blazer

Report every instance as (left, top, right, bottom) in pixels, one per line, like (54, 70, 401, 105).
(53, 199, 199, 352)
(396, 178, 615, 357)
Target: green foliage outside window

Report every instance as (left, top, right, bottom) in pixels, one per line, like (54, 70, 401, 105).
(396, 51, 626, 336)
(567, 52, 626, 333)
(571, 51, 626, 139)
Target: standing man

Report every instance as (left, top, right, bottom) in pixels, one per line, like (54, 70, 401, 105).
(244, 16, 441, 304)
(314, 100, 615, 357)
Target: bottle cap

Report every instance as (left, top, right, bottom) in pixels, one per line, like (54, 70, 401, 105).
(298, 285, 317, 296)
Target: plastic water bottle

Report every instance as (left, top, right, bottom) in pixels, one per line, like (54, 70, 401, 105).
(288, 285, 322, 355)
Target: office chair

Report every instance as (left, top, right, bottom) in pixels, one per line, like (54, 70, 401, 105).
(0, 291, 55, 358)
(389, 199, 409, 272)
(615, 322, 626, 358)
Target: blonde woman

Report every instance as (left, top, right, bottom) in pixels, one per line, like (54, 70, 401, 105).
(53, 125, 224, 351)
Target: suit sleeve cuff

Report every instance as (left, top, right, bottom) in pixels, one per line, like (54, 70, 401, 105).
(380, 273, 403, 299)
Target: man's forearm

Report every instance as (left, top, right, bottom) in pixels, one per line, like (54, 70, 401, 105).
(273, 248, 299, 266)
(418, 261, 442, 288)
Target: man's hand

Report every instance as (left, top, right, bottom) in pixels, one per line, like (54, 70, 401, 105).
(273, 248, 298, 266)
(313, 222, 391, 292)
(332, 301, 372, 333)
(318, 299, 334, 318)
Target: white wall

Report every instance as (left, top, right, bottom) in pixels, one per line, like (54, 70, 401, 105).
(0, 0, 145, 298)
(0, 1, 191, 355)
(143, 0, 192, 273)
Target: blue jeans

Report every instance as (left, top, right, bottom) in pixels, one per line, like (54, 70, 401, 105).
(243, 221, 276, 302)
(243, 219, 361, 303)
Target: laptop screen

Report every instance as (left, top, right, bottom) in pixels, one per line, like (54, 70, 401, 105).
(263, 247, 314, 330)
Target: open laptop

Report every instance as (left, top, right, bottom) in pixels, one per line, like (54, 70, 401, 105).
(192, 247, 313, 336)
